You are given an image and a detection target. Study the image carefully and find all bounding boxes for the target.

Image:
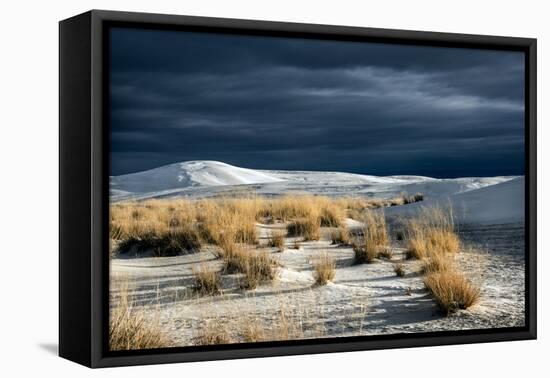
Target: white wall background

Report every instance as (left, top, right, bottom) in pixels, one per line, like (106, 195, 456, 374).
(0, 0, 546, 376)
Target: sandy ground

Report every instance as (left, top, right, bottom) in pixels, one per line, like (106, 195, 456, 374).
(110, 221, 525, 346)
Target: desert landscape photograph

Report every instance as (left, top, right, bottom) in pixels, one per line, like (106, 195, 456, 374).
(108, 27, 525, 351)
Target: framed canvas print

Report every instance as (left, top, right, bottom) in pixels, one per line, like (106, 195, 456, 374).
(59, 10, 536, 368)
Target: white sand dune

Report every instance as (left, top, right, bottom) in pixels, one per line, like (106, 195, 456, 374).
(110, 161, 519, 209)
(110, 160, 283, 195)
(385, 176, 524, 225)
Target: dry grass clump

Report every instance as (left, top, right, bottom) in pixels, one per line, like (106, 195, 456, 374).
(402, 207, 482, 314)
(407, 193, 424, 203)
(393, 263, 405, 277)
(406, 207, 460, 260)
(331, 225, 350, 245)
(352, 240, 380, 264)
(240, 251, 276, 290)
(111, 194, 424, 258)
(318, 199, 345, 227)
(111, 200, 203, 256)
(421, 253, 454, 274)
(242, 322, 266, 343)
(197, 198, 258, 246)
(240, 251, 277, 290)
(292, 239, 301, 249)
(286, 214, 321, 241)
(267, 230, 286, 251)
(378, 247, 393, 260)
(353, 210, 389, 264)
(195, 322, 233, 345)
(151, 226, 202, 256)
(219, 240, 250, 273)
(259, 195, 317, 221)
(389, 192, 425, 207)
(335, 194, 424, 220)
(109, 287, 169, 351)
(362, 210, 389, 246)
(424, 271, 480, 314)
(116, 225, 203, 257)
(218, 241, 277, 289)
(313, 253, 336, 285)
(192, 264, 221, 295)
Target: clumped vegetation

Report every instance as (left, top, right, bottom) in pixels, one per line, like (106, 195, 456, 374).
(110, 194, 423, 257)
(393, 263, 405, 277)
(217, 240, 277, 289)
(313, 253, 336, 285)
(331, 225, 350, 245)
(242, 322, 266, 342)
(109, 286, 170, 351)
(352, 241, 379, 264)
(240, 251, 277, 290)
(318, 199, 345, 227)
(195, 322, 233, 345)
(402, 207, 481, 315)
(424, 271, 480, 314)
(286, 215, 321, 241)
(405, 207, 460, 260)
(267, 231, 286, 251)
(389, 192, 424, 207)
(352, 210, 389, 264)
(336, 193, 424, 220)
(192, 264, 221, 295)
(421, 253, 453, 274)
(379, 248, 393, 260)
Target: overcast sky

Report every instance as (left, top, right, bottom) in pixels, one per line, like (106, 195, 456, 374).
(109, 27, 525, 178)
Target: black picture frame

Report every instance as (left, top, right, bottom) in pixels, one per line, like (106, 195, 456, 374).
(59, 9, 537, 368)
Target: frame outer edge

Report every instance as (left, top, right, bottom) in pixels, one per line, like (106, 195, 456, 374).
(528, 38, 537, 339)
(82, 9, 537, 368)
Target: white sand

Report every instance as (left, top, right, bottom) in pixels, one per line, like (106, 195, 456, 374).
(110, 160, 518, 203)
(110, 222, 525, 347)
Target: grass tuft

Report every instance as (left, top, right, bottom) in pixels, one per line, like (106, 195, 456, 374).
(393, 263, 405, 277)
(240, 251, 277, 290)
(313, 253, 336, 285)
(192, 264, 221, 295)
(405, 207, 460, 260)
(267, 231, 286, 251)
(109, 286, 170, 351)
(331, 226, 350, 245)
(195, 322, 232, 345)
(286, 215, 321, 241)
(424, 271, 480, 314)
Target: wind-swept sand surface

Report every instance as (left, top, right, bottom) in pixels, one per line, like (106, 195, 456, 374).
(110, 220, 524, 346)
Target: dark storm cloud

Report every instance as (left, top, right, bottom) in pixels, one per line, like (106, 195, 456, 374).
(109, 28, 525, 177)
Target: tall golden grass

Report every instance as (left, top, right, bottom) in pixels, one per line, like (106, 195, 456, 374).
(110, 193, 422, 257)
(352, 210, 389, 264)
(109, 285, 170, 351)
(286, 214, 321, 241)
(239, 251, 277, 290)
(216, 240, 277, 289)
(406, 207, 460, 260)
(313, 252, 336, 285)
(402, 207, 481, 314)
(331, 225, 350, 245)
(267, 230, 286, 251)
(424, 271, 480, 314)
(194, 321, 233, 345)
(192, 264, 221, 295)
